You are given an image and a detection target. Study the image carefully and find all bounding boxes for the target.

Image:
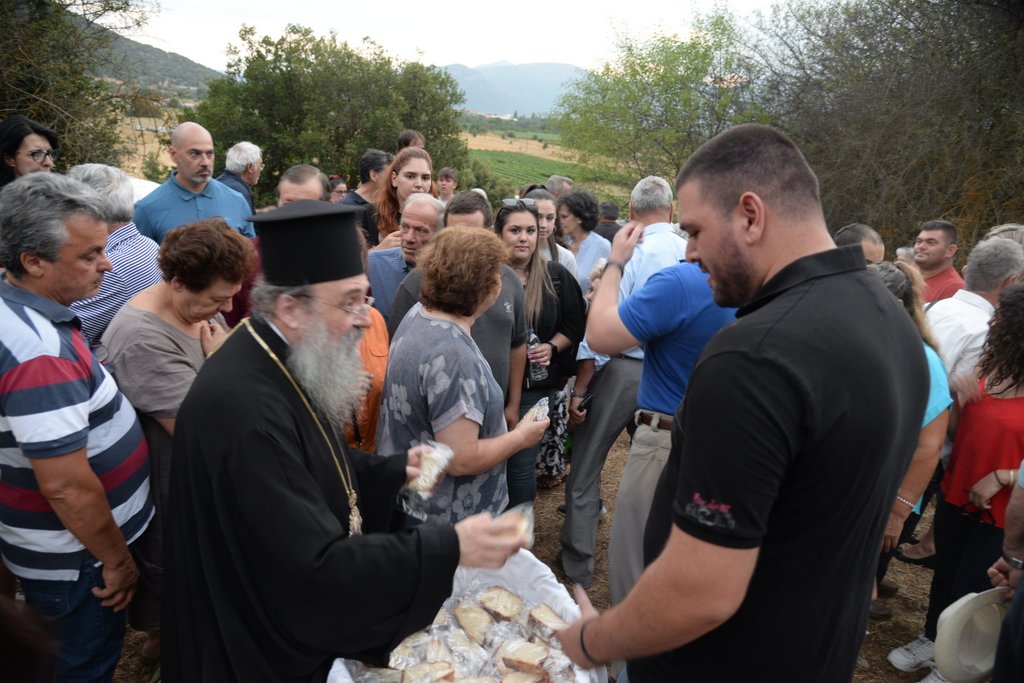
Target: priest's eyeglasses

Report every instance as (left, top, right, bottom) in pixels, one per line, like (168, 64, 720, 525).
(298, 294, 374, 317)
(24, 148, 60, 163)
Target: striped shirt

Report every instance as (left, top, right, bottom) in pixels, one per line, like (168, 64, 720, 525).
(0, 279, 152, 581)
(70, 222, 162, 346)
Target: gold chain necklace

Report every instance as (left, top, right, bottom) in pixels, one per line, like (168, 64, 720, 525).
(243, 319, 362, 535)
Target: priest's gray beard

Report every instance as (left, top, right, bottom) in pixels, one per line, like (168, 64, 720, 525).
(288, 316, 367, 429)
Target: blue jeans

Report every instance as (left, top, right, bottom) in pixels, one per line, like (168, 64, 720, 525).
(20, 557, 126, 682)
(506, 387, 552, 509)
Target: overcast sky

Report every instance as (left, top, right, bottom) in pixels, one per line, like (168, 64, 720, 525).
(124, 0, 777, 73)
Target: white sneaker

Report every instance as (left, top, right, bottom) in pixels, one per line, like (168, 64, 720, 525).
(917, 668, 949, 683)
(887, 635, 935, 672)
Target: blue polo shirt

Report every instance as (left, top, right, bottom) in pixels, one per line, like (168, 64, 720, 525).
(619, 262, 736, 414)
(134, 173, 254, 243)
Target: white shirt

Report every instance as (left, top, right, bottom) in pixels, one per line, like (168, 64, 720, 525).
(925, 289, 994, 379)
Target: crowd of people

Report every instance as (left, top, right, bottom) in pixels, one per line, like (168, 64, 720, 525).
(1, 113, 1023, 683)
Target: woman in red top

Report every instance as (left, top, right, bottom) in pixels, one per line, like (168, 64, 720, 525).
(924, 284, 1024, 666)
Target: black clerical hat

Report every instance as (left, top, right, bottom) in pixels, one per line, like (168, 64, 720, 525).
(250, 200, 364, 286)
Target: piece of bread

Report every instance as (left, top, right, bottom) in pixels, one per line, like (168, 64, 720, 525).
(479, 586, 523, 621)
(447, 627, 486, 660)
(528, 603, 568, 633)
(501, 672, 545, 683)
(425, 637, 452, 663)
(431, 607, 449, 627)
(408, 443, 451, 492)
(454, 602, 494, 645)
(400, 661, 455, 683)
(501, 640, 550, 674)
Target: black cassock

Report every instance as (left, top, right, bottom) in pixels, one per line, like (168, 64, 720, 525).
(163, 318, 459, 682)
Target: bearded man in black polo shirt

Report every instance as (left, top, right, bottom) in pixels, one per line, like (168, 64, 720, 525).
(556, 124, 930, 682)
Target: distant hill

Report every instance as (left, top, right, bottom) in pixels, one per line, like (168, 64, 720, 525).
(444, 62, 583, 117)
(98, 27, 223, 98)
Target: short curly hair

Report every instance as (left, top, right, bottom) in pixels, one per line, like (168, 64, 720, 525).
(418, 226, 509, 317)
(158, 218, 256, 292)
(556, 189, 599, 233)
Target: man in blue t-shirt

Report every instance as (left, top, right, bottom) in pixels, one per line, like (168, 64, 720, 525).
(133, 122, 253, 243)
(586, 223, 735, 634)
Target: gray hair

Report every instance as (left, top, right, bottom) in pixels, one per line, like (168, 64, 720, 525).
(67, 163, 135, 224)
(249, 277, 312, 320)
(965, 238, 1024, 292)
(545, 175, 573, 195)
(403, 193, 445, 232)
(0, 173, 107, 277)
(630, 176, 673, 215)
(224, 141, 262, 174)
(986, 223, 1024, 248)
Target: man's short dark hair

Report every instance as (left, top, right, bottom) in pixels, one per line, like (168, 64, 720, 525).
(277, 164, 329, 201)
(599, 200, 619, 221)
(918, 219, 958, 246)
(834, 223, 883, 248)
(358, 149, 393, 184)
(444, 190, 493, 228)
(397, 129, 425, 149)
(438, 167, 458, 182)
(675, 124, 821, 219)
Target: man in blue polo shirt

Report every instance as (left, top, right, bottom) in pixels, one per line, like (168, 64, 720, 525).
(0, 173, 153, 681)
(133, 122, 253, 243)
(585, 223, 736, 630)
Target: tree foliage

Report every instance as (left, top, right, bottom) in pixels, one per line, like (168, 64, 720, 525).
(751, 0, 1024, 250)
(193, 25, 468, 207)
(0, 0, 155, 168)
(555, 13, 767, 182)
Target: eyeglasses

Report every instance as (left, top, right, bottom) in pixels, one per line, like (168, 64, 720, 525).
(24, 148, 59, 163)
(298, 294, 374, 317)
(500, 198, 537, 210)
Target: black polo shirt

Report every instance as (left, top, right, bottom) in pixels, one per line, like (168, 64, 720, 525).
(634, 245, 929, 682)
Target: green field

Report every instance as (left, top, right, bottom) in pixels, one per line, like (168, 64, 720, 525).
(469, 150, 586, 189)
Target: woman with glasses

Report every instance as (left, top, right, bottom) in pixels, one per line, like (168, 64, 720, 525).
(495, 199, 585, 506)
(372, 147, 433, 250)
(888, 283, 1024, 680)
(0, 115, 59, 187)
(556, 188, 609, 294)
(376, 227, 549, 523)
(101, 218, 255, 660)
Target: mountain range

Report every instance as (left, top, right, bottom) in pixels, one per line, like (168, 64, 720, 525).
(442, 62, 583, 117)
(104, 31, 581, 116)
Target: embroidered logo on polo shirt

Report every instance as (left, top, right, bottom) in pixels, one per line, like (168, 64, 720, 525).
(684, 492, 736, 530)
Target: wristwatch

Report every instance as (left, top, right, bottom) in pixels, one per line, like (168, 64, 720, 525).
(1003, 552, 1024, 570)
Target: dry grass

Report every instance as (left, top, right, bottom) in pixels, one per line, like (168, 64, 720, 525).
(115, 433, 937, 682)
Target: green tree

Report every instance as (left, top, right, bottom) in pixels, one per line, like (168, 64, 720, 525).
(0, 0, 153, 169)
(194, 26, 468, 206)
(556, 13, 766, 181)
(753, 0, 1024, 250)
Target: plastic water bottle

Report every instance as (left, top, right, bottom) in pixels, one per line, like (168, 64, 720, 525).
(527, 328, 548, 383)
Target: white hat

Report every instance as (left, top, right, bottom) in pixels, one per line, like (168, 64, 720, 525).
(935, 587, 1009, 683)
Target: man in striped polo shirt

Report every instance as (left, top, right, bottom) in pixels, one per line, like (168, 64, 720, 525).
(67, 163, 162, 346)
(0, 173, 153, 681)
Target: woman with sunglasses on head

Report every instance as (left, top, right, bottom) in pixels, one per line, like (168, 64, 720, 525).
(495, 199, 585, 507)
(556, 188, 609, 294)
(0, 115, 59, 187)
(888, 282, 1024, 679)
(520, 184, 578, 280)
(372, 146, 433, 250)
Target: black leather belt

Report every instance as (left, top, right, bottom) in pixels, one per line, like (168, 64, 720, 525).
(637, 411, 673, 429)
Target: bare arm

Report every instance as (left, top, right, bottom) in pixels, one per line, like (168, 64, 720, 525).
(31, 450, 138, 611)
(435, 414, 549, 477)
(586, 223, 643, 355)
(557, 525, 757, 665)
(883, 409, 948, 552)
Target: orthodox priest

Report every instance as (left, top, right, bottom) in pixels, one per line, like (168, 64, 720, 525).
(162, 200, 526, 682)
